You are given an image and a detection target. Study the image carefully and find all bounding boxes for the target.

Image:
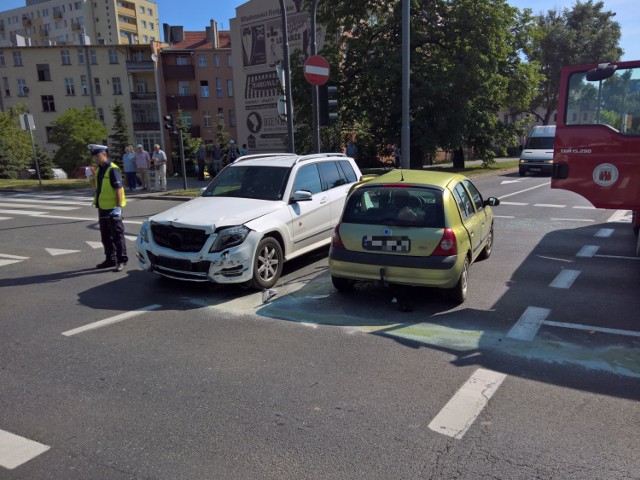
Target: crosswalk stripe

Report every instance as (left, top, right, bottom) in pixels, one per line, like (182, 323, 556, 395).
(45, 248, 82, 256)
(0, 202, 80, 211)
(0, 429, 50, 470)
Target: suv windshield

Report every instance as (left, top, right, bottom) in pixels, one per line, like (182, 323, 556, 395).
(202, 165, 290, 201)
(342, 186, 444, 227)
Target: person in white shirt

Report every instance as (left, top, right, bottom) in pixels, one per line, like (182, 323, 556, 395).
(152, 144, 168, 191)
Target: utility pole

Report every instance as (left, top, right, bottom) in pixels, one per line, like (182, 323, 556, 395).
(279, 0, 295, 153)
(402, 0, 410, 168)
(310, 0, 320, 153)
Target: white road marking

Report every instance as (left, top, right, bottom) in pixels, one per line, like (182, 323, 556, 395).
(498, 181, 550, 200)
(572, 205, 596, 210)
(534, 203, 566, 208)
(507, 307, 550, 341)
(594, 254, 640, 261)
(62, 304, 161, 337)
(45, 248, 82, 256)
(0, 429, 50, 470)
(499, 201, 528, 206)
(86, 241, 103, 249)
(125, 235, 138, 242)
(0, 217, 11, 221)
(0, 209, 48, 216)
(607, 210, 631, 223)
(550, 218, 595, 222)
(594, 228, 614, 238)
(0, 253, 29, 260)
(543, 321, 640, 338)
(549, 269, 580, 289)
(428, 368, 507, 440)
(0, 253, 29, 268)
(577, 245, 599, 258)
(501, 179, 527, 184)
(0, 197, 92, 206)
(0, 202, 79, 211)
(494, 215, 515, 219)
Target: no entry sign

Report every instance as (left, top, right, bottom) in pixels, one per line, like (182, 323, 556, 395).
(304, 55, 330, 86)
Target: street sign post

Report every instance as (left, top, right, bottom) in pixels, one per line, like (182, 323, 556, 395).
(20, 113, 42, 186)
(304, 55, 330, 86)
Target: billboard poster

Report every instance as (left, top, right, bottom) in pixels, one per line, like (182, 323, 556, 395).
(231, 0, 313, 152)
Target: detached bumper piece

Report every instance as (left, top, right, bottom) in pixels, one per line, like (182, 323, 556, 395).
(147, 251, 211, 281)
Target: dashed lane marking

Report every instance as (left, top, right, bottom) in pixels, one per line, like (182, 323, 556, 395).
(543, 321, 640, 339)
(550, 218, 595, 223)
(428, 369, 507, 440)
(498, 182, 550, 200)
(577, 245, 599, 258)
(499, 201, 528, 206)
(549, 269, 581, 289)
(45, 248, 82, 256)
(534, 203, 566, 208)
(0, 429, 50, 470)
(594, 228, 614, 238)
(506, 307, 550, 341)
(62, 304, 161, 337)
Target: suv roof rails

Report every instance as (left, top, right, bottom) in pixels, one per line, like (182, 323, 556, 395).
(294, 152, 347, 164)
(233, 153, 297, 164)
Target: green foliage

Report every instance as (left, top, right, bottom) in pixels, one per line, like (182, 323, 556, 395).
(108, 101, 130, 168)
(167, 109, 201, 174)
(0, 106, 33, 179)
(526, 0, 623, 124)
(49, 106, 109, 175)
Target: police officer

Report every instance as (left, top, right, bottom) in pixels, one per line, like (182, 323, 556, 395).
(90, 144, 128, 272)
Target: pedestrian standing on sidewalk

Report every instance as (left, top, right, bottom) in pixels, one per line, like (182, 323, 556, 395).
(211, 144, 223, 176)
(135, 144, 151, 191)
(122, 145, 137, 191)
(152, 144, 168, 191)
(90, 144, 128, 272)
(196, 144, 206, 181)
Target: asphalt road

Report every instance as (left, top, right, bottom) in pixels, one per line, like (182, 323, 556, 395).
(0, 171, 638, 479)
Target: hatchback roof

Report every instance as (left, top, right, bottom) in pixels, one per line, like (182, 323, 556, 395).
(362, 169, 468, 190)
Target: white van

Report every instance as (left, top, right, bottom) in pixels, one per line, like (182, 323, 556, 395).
(519, 125, 556, 176)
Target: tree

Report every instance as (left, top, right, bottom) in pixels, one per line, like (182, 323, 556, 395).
(167, 109, 200, 175)
(525, 0, 623, 124)
(108, 101, 130, 168)
(49, 106, 108, 174)
(0, 106, 33, 179)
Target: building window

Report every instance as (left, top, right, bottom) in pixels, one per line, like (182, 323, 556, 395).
(200, 80, 209, 97)
(41, 95, 55, 112)
(216, 78, 222, 97)
(139, 6, 145, 13)
(112, 77, 122, 95)
(77, 48, 85, 64)
(81, 75, 88, 94)
(90, 49, 97, 64)
(37, 64, 51, 81)
(136, 78, 147, 94)
(227, 54, 232, 67)
(97, 107, 105, 123)
(13, 51, 23, 66)
(176, 55, 189, 65)
(46, 126, 54, 142)
(2, 76, 9, 96)
(141, 20, 147, 28)
(65, 77, 75, 95)
(227, 79, 233, 97)
(202, 111, 211, 127)
(214, 54, 220, 67)
(108, 48, 118, 64)
(94, 77, 101, 95)
(229, 109, 236, 127)
(198, 54, 206, 67)
(0, 52, 5, 67)
(61, 49, 71, 65)
(181, 111, 192, 127)
(17, 79, 28, 96)
(178, 81, 190, 96)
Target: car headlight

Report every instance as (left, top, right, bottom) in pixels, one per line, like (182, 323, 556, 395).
(139, 221, 149, 243)
(210, 225, 250, 252)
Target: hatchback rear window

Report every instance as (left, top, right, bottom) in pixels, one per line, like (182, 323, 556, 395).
(342, 186, 444, 227)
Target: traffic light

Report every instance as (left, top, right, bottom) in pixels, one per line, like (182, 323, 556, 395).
(164, 114, 176, 134)
(318, 84, 339, 126)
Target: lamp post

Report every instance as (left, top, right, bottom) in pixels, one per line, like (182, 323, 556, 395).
(279, 0, 295, 153)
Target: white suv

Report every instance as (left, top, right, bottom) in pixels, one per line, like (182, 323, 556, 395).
(136, 153, 363, 289)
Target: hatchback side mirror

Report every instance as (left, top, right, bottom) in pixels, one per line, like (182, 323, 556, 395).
(484, 197, 500, 207)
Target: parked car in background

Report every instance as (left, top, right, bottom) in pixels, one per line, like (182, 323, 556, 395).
(136, 153, 363, 289)
(328, 170, 500, 303)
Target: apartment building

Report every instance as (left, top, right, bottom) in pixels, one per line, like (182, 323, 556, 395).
(155, 21, 237, 153)
(0, 44, 162, 155)
(0, 0, 159, 47)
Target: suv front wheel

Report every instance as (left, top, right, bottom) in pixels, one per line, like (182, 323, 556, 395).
(251, 237, 283, 289)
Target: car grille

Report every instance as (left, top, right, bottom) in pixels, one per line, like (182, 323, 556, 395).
(151, 224, 209, 252)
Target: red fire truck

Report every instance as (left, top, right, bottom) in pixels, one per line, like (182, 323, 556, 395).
(551, 61, 640, 254)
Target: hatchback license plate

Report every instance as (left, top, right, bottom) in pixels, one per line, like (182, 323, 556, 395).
(363, 236, 410, 252)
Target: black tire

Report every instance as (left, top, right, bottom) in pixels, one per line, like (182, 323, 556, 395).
(449, 256, 469, 304)
(251, 237, 283, 290)
(332, 276, 355, 292)
(519, 168, 526, 177)
(478, 224, 494, 260)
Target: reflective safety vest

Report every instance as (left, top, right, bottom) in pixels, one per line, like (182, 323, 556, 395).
(94, 163, 126, 209)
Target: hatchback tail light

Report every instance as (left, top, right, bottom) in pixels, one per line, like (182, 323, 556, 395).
(432, 228, 457, 256)
(331, 224, 345, 249)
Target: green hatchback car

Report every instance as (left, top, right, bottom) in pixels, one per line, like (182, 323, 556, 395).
(328, 170, 500, 303)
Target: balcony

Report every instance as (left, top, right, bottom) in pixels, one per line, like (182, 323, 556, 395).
(71, 21, 82, 32)
(130, 92, 156, 101)
(126, 60, 154, 72)
(166, 94, 198, 111)
(117, 5, 136, 17)
(53, 10, 62, 19)
(39, 28, 49, 37)
(163, 64, 195, 81)
(22, 17, 32, 27)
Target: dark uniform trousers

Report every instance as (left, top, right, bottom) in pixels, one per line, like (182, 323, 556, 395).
(99, 209, 128, 264)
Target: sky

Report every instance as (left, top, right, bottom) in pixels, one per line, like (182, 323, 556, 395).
(3, 0, 638, 60)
